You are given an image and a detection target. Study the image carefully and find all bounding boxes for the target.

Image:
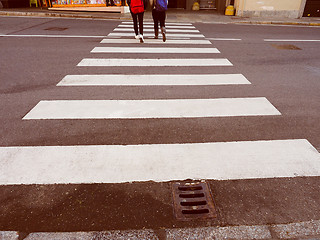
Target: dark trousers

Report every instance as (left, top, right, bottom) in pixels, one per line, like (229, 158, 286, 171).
(152, 9, 166, 36)
(131, 12, 144, 36)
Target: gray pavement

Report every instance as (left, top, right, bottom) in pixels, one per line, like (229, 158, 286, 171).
(0, 7, 320, 26)
(2, 220, 320, 239)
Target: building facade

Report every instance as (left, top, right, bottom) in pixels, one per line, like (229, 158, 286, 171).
(1, 0, 319, 18)
(50, 0, 123, 7)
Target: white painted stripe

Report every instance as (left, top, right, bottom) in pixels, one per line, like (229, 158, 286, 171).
(1, 139, 319, 185)
(169, 37, 190, 40)
(113, 28, 200, 33)
(206, 37, 242, 41)
(108, 33, 205, 38)
(118, 24, 196, 29)
(100, 39, 212, 44)
(264, 39, 320, 42)
(77, 58, 233, 66)
(91, 47, 220, 53)
(121, 21, 193, 25)
(57, 74, 250, 86)
(23, 98, 280, 120)
(0, 34, 106, 38)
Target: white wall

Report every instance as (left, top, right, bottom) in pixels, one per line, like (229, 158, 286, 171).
(234, 0, 306, 18)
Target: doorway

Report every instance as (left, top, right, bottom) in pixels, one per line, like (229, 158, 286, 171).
(303, 0, 320, 16)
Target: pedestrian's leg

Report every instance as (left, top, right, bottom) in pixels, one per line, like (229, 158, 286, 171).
(159, 10, 166, 28)
(138, 12, 144, 35)
(159, 11, 166, 42)
(152, 9, 159, 38)
(138, 12, 144, 43)
(131, 12, 139, 38)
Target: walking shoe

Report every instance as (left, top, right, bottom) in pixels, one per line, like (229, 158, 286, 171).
(161, 27, 166, 42)
(154, 35, 158, 39)
(135, 35, 139, 39)
(139, 34, 144, 43)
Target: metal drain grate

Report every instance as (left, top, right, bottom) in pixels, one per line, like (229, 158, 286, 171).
(44, 27, 68, 31)
(172, 181, 217, 221)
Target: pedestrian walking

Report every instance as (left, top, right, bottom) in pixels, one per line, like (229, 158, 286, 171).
(127, 0, 147, 43)
(150, 0, 168, 42)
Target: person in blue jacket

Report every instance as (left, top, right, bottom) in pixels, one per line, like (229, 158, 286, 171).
(150, 0, 168, 42)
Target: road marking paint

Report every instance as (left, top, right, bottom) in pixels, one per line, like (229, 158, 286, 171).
(206, 37, 242, 41)
(0, 34, 106, 38)
(100, 39, 211, 44)
(23, 98, 280, 120)
(57, 74, 250, 86)
(108, 32, 205, 38)
(169, 37, 191, 40)
(117, 24, 196, 29)
(264, 39, 320, 42)
(77, 58, 233, 66)
(121, 21, 193, 25)
(113, 28, 200, 33)
(1, 139, 319, 185)
(91, 47, 220, 53)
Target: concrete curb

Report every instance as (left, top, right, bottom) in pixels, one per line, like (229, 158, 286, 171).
(236, 20, 320, 26)
(1, 220, 320, 240)
(1, 10, 320, 26)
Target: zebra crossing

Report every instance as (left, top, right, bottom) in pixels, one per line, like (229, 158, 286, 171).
(2, 139, 320, 185)
(90, 47, 220, 53)
(101, 38, 212, 44)
(113, 28, 200, 33)
(57, 74, 250, 86)
(108, 32, 205, 38)
(77, 58, 232, 66)
(2, 21, 320, 186)
(22, 98, 281, 120)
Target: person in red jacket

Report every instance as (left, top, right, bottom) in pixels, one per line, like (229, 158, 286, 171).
(127, 0, 148, 43)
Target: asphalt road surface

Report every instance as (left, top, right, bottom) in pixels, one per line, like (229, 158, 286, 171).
(0, 16, 320, 234)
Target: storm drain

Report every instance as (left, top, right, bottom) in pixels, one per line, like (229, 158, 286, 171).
(44, 27, 68, 31)
(271, 44, 301, 50)
(172, 181, 217, 220)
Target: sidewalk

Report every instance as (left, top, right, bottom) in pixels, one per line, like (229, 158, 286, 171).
(0, 7, 320, 26)
(2, 219, 320, 239)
